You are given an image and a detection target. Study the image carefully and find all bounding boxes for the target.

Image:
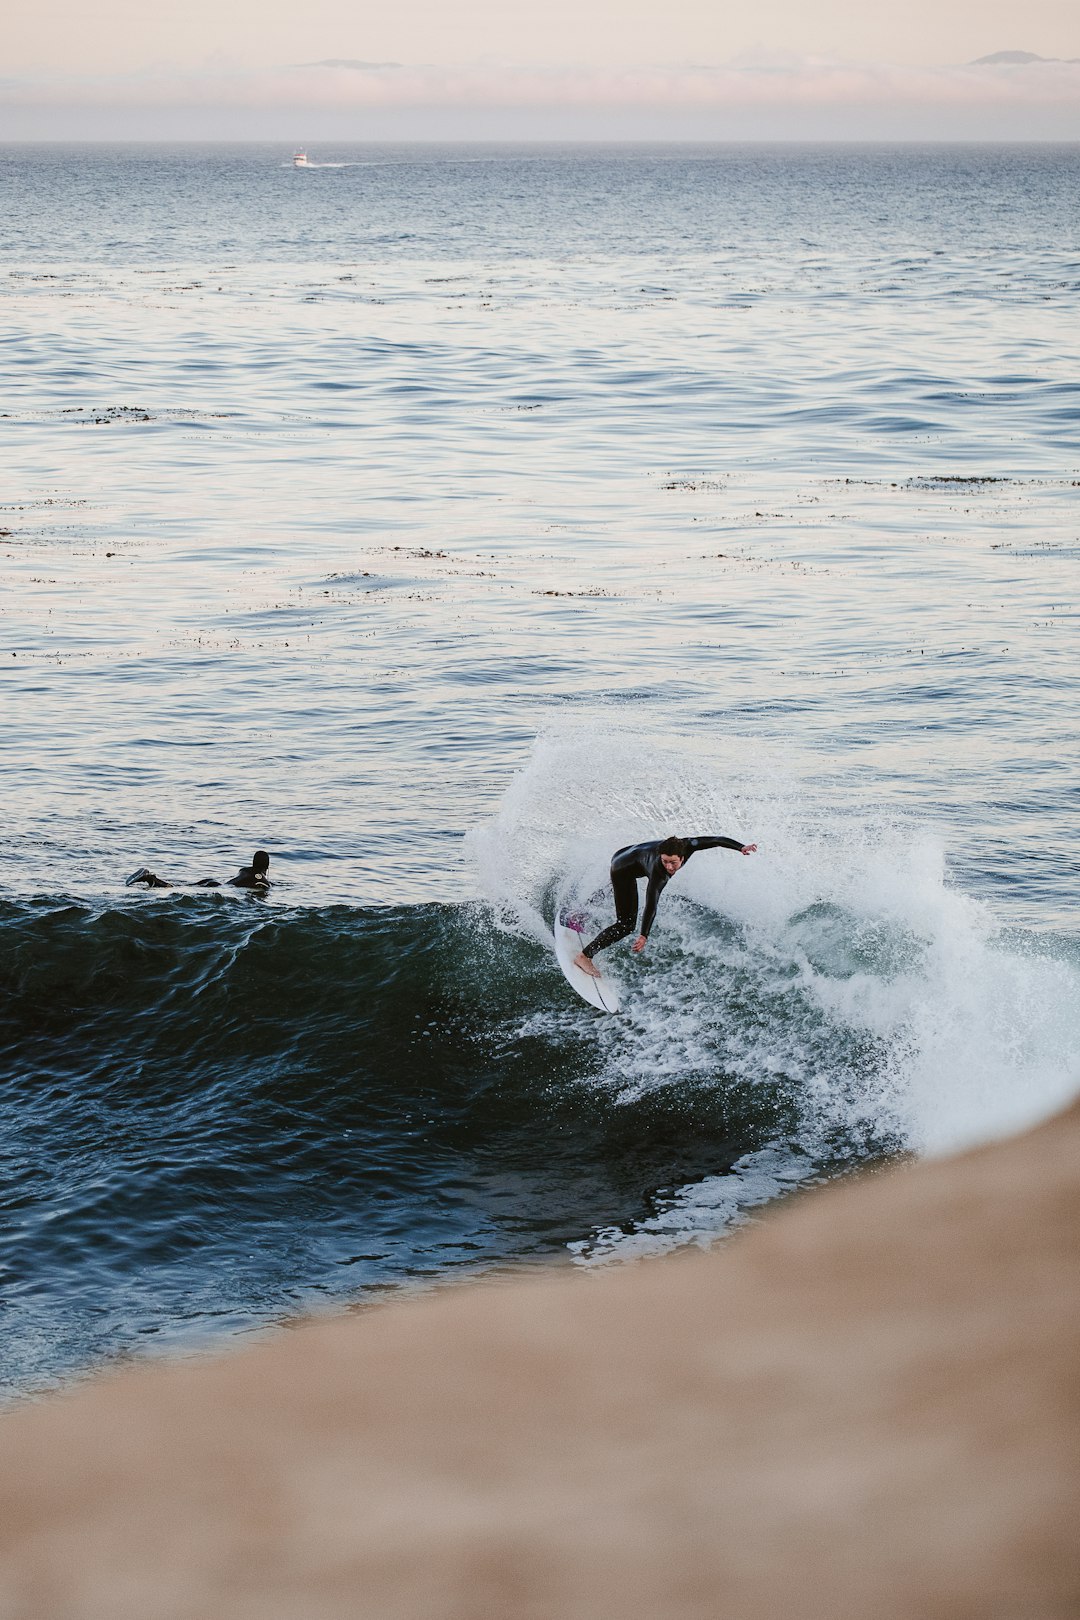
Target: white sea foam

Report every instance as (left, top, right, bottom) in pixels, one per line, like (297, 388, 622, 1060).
(567, 1146, 816, 1266)
(470, 718, 1080, 1262)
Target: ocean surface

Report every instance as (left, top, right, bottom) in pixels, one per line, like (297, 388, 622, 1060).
(2, 142, 1079, 1397)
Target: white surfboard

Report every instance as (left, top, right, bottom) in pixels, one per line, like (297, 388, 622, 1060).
(553, 904, 621, 1014)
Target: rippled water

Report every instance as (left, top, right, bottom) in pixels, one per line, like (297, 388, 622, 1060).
(2, 144, 1079, 1395)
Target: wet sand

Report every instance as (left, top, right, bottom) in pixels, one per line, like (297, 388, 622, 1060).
(1, 1100, 1078, 1618)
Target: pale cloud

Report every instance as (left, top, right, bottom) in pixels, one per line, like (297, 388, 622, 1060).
(8, 0, 1080, 80)
(3, 55, 1079, 139)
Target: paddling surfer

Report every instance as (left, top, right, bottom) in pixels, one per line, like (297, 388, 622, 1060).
(125, 850, 272, 891)
(573, 835, 756, 978)
(226, 850, 272, 890)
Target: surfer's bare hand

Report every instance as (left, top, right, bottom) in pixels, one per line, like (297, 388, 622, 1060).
(632, 935, 647, 953)
(741, 844, 757, 855)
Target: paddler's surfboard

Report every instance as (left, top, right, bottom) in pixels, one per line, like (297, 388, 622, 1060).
(554, 905, 621, 1014)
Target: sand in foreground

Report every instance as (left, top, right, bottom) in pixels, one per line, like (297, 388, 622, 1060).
(2, 1102, 1078, 1619)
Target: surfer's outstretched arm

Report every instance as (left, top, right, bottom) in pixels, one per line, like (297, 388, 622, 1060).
(686, 836, 757, 856)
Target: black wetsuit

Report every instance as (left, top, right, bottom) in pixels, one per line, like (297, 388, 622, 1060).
(227, 865, 270, 890)
(125, 861, 270, 891)
(582, 836, 745, 959)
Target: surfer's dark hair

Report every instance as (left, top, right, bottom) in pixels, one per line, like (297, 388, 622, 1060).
(659, 837, 690, 859)
(252, 850, 270, 873)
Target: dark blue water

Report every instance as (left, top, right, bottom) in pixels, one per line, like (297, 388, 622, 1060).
(2, 144, 1079, 1396)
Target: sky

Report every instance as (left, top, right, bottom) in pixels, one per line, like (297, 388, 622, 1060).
(3, 0, 1080, 139)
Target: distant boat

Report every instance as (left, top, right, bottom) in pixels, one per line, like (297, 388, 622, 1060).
(293, 150, 311, 168)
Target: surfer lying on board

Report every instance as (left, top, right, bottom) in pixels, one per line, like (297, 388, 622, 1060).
(125, 850, 272, 891)
(573, 836, 756, 978)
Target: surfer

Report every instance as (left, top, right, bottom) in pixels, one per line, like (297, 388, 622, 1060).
(125, 850, 272, 891)
(573, 836, 756, 978)
(227, 850, 272, 890)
